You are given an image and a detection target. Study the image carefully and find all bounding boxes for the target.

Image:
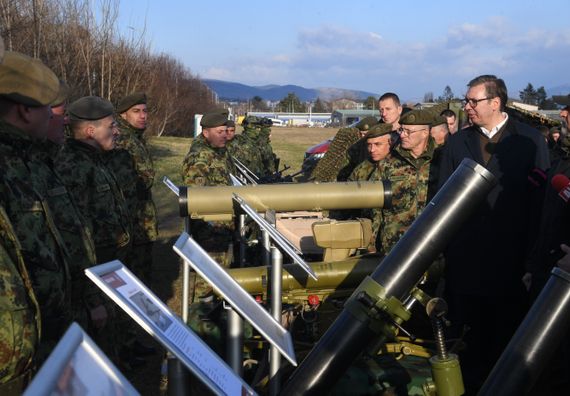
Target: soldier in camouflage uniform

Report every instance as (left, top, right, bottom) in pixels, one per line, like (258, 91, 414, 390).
(55, 96, 138, 367)
(55, 96, 132, 264)
(0, 51, 77, 364)
(347, 123, 395, 250)
(0, 205, 40, 394)
(227, 116, 265, 177)
(372, 110, 436, 255)
(105, 92, 158, 287)
(258, 118, 278, 176)
(312, 116, 379, 182)
(182, 111, 235, 268)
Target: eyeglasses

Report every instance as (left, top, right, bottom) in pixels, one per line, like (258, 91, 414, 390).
(461, 97, 494, 108)
(398, 127, 428, 136)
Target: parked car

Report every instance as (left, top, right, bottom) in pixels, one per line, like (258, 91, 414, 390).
(299, 138, 332, 180)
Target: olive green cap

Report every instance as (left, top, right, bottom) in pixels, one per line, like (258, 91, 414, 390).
(51, 80, 70, 107)
(400, 109, 433, 126)
(0, 51, 59, 106)
(68, 96, 114, 121)
(430, 112, 447, 127)
(200, 110, 228, 128)
(355, 116, 378, 131)
(226, 120, 236, 128)
(242, 115, 261, 125)
(364, 123, 393, 139)
(117, 92, 147, 113)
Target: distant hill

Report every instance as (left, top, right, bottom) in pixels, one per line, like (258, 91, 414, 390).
(203, 79, 378, 102)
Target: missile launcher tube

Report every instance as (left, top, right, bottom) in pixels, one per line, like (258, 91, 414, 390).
(178, 181, 392, 218)
(479, 267, 570, 396)
(281, 158, 496, 396)
(226, 255, 380, 295)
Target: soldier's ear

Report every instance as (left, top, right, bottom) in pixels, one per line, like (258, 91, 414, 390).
(85, 124, 96, 139)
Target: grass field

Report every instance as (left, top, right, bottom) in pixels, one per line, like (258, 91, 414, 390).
(134, 127, 332, 395)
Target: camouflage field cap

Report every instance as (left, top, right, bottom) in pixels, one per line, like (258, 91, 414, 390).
(68, 96, 114, 121)
(116, 92, 147, 113)
(242, 115, 260, 125)
(226, 120, 236, 128)
(201, 110, 228, 128)
(51, 80, 70, 107)
(0, 51, 59, 106)
(400, 109, 433, 126)
(355, 116, 379, 132)
(430, 112, 447, 127)
(364, 123, 393, 139)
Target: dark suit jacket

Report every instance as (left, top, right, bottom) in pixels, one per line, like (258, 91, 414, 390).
(438, 118, 550, 296)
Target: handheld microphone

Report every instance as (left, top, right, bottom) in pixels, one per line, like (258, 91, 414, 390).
(551, 174, 570, 202)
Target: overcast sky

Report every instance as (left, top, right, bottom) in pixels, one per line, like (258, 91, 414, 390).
(118, 0, 570, 102)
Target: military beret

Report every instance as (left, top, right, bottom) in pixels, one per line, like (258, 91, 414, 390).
(51, 80, 70, 107)
(200, 111, 228, 128)
(116, 92, 147, 113)
(226, 120, 236, 128)
(68, 96, 114, 121)
(400, 109, 433, 126)
(355, 116, 378, 131)
(430, 112, 447, 127)
(242, 115, 260, 125)
(0, 51, 59, 106)
(364, 123, 393, 139)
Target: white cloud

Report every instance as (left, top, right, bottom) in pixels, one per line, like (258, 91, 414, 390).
(203, 17, 570, 99)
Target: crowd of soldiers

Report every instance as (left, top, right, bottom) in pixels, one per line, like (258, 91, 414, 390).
(3, 38, 570, 394)
(0, 49, 158, 393)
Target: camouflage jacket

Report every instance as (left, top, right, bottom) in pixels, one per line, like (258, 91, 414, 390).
(312, 127, 361, 182)
(181, 134, 234, 187)
(374, 137, 436, 254)
(28, 143, 100, 309)
(228, 134, 264, 177)
(347, 160, 383, 250)
(0, 205, 40, 386)
(55, 139, 131, 252)
(107, 118, 158, 243)
(0, 120, 72, 342)
(228, 126, 265, 177)
(259, 126, 277, 175)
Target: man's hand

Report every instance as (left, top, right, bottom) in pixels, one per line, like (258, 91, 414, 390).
(89, 304, 108, 329)
(557, 244, 570, 272)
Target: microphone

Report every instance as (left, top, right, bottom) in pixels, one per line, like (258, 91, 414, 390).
(551, 174, 570, 202)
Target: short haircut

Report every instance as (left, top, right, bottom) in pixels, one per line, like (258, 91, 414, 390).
(440, 109, 456, 118)
(378, 92, 401, 106)
(467, 75, 508, 112)
(69, 118, 104, 137)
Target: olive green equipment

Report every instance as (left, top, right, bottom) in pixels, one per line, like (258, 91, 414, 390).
(178, 181, 392, 221)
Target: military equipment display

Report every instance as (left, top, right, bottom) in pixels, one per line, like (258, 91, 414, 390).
(479, 267, 570, 396)
(281, 158, 495, 395)
(178, 181, 392, 220)
(167, 157, 537, 396)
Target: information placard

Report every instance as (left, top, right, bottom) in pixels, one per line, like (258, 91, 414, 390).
(85, 261, 256, 396)
(24, 322, 139, 396)
(173, 233, 297, 366)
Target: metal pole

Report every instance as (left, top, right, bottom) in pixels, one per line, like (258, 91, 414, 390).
(227, 213, 246, 375)
(168, 217, 192, 395)
(269, 247, 283, 395)
(182, 217, 191, 321)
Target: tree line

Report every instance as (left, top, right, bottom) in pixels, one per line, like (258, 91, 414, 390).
(0, 0, 217, 136)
